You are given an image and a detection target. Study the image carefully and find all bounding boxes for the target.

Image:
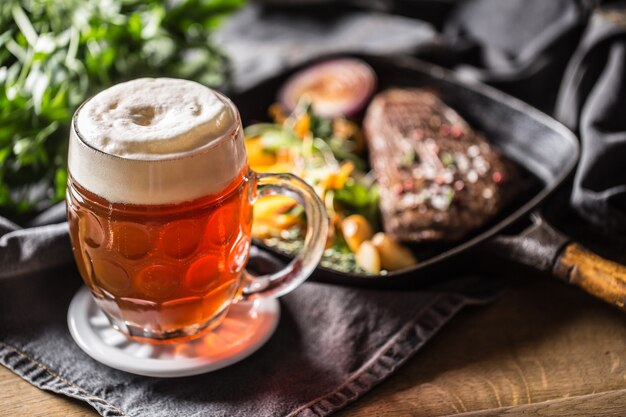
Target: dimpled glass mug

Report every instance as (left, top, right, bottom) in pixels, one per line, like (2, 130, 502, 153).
(66, 78, 327, 342)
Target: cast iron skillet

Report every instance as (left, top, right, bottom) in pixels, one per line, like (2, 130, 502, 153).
(232, 54, 626, 311)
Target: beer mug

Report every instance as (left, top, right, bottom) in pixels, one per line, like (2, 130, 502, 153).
(66, 78, 327, 342)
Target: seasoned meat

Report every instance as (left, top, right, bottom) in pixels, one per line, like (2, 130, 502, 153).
(364, 88, 520, 242)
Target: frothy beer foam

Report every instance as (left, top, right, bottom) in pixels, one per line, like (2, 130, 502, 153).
(69, 78, 246, 205)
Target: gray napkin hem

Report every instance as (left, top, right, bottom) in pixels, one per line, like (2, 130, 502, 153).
(288, 293, 468, 417)
(0, 341, 127, 417)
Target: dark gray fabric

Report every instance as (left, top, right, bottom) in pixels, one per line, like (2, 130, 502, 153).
(440, 0, 587, 113)
(0, 202, 70, 280)
(0, 264, 487, 417)
(556, 3, 626, 235)
(216, 5, 437, 90)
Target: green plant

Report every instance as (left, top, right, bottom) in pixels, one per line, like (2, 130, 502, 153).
(0, 0, 244, 216)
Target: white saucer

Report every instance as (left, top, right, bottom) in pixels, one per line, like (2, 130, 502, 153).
(67, 287, 280, 377)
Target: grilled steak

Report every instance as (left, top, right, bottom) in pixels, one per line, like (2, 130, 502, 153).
(364, 88, 520, 242)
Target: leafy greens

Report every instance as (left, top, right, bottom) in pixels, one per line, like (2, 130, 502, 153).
(0, 0, 244, 217)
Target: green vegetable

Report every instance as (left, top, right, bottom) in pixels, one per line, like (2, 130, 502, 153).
(0, 0, 244, 217)
(333, 179, 380, 229)
(327, 136, 365, 170)
(263, 232, 369, 275)
(260, 130, 300, 152)
(401, 148, 417, 167)
(247, 100, 382, 273)
(305, 102, 332, 139)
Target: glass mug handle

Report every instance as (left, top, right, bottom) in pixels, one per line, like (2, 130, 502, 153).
(239, 172, 328, 301)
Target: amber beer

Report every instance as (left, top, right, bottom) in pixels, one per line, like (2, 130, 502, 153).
(67, 78, 327, 342)
(67, 170, 253, 340)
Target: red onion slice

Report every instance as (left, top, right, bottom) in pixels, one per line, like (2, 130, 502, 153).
(278, 58, 377, 118)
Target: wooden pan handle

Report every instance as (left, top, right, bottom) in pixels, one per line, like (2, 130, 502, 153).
(553, 243, 626, 312)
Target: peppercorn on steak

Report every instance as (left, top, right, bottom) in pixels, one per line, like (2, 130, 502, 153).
(364, 88, 520, 242)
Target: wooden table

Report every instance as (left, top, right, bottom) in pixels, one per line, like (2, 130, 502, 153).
(1, 275, 625, 416)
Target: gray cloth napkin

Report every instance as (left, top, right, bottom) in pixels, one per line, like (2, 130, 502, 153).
(215, 5, 437, 90)
(0, 263, 490, 417)
(0, 203, 71, 280)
